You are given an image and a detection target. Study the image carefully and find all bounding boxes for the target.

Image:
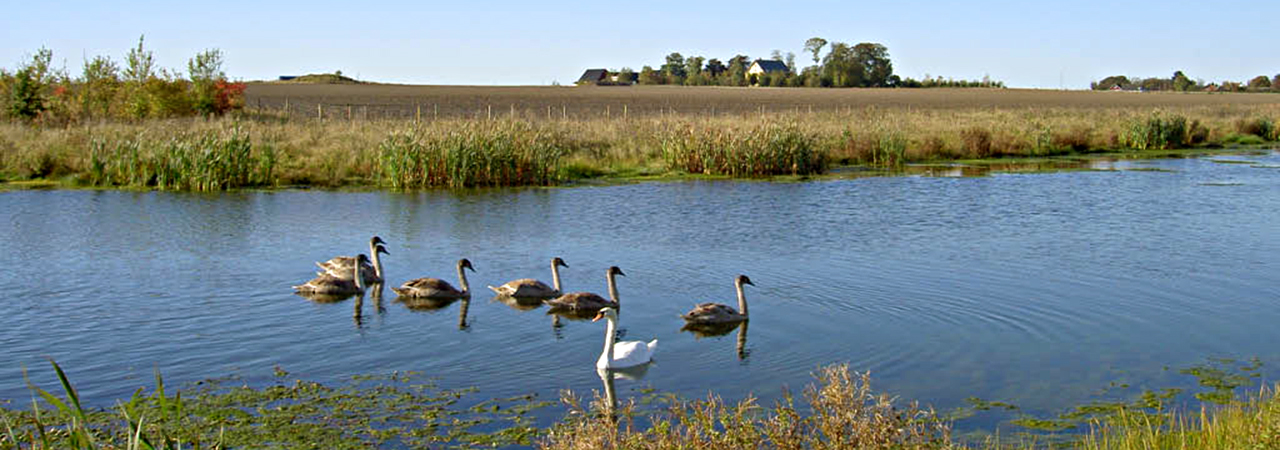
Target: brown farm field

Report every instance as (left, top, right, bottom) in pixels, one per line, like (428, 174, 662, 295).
(244, 83, 1280, 120)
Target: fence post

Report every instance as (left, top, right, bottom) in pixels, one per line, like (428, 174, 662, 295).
(487, 105, 492, 121)
(317, 104, 322, 120)
(606, 105, 610, 118)
(510, 104, 515, 119)
(434, 104, 438, 120)
(562, 104, 566, 120)
(624, 104, 628, 119)
(416, 104, 421, 122)
(547, 105, 551, 120)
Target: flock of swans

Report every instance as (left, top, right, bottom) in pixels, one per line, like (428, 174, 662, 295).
(293, 236, 756, 370)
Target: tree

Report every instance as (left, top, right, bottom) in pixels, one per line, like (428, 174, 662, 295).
(638, 66, 662, 85)
(124, 35, 154, 83)
(188, 48, 226, 115)
(683, 56, 705, 85)
(804, 37, 827, 64)
(822, 42, 860, 87)
(616, 67, 634, 86)
(770, 49, 783, 61)
(661, 52, 686, 84)
(853, 43, 893, 87)
(785, 52, 797, 75)
(1172, 71, 1193, 92)
(1093, 75, 1130, 90)
(705, 59, 726, 78)
(726, 55, 751, 86)
(8, 67, 44, 120)
(1274, 74, 1280, 91)
(81, 55, 120, 118)
(1247, 75, 1271, 91)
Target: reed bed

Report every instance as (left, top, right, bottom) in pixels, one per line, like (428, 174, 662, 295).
(2, 101, 1279, 190)
(84, 126, 275, 191)
(375, 121, 566, 188)
(659, 122, 827, 176)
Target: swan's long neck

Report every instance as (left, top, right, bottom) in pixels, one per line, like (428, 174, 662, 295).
(607, 272, 620, 308)
(551, 262, 563, 293)
(353, 260, 365, 292)
(735, 280, 748, 317)
(601, 315, 617, 363)
(456, 263, 470, 295)
(370, 249, 383, 280)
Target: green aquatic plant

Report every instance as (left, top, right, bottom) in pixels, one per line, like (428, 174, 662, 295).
(375, 121, 566, 188)
(660, 122, 826, 176)
(85, 125, 274, 191)
(4, 360, 552, 449)
(1123, 111, 1188, 151)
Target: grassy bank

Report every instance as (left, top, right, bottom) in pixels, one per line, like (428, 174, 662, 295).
(4, 361, 1278, 449)
(2, 103, 1278, 190)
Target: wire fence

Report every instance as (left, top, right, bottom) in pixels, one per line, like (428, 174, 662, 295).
(246, 98, 857, 122)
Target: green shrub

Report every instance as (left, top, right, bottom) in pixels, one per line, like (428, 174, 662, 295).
(7, 68, 44, 121)
(1124, 112, 1188, 150)
(1235, 116, 1275, 140)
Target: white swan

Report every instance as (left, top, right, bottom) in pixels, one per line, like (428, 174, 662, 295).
(593, 307, 656, 369)
(295, 254, 368, 296)
(317, 236, 388, 284)
(488, 257, 568, 298)
(681, 275, 754, 324)
(392, 258, 475, 299)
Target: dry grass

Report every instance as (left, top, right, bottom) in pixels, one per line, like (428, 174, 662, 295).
(4, 87, 1279, 189)
(541, 365, 953, 450)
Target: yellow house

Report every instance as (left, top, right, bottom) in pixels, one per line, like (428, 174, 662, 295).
(746, 59, 788, 79)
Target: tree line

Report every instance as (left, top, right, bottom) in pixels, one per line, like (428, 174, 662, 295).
(2, 36, 245, 123)
(1092, 71, 1280, 93)
(593, 37, 1003, 89)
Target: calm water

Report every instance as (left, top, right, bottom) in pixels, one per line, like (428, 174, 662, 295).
(3, 154, 1280, 433)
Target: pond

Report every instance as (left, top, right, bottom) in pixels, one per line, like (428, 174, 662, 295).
(3, 153, 1279, 435)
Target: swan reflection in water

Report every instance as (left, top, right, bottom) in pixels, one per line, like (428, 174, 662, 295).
(394, 295, 471, 330)
(680, 320, 750, 361)
(492, 293, 549, 312)
(352, 284, 386, 329)
(596, 362, 653, 419)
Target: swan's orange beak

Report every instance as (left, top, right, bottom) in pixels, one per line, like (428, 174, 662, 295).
(592, 311, 604, 322)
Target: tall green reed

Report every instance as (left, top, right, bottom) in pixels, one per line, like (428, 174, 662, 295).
(660, 122, 826, 176)
(375, 120, 566, 188)
(86, 126, 274, 190)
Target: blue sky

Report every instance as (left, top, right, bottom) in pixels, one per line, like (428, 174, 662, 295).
(5, 0, 1277, 88)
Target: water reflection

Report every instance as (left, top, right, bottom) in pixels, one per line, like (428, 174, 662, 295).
(394, 295, 472, 331)
(680, 320, 750, 361)
(492, 294, 547, 311)
(352, 284, 385, 329)
(596, 362, 653, 418)
(296, 291, 359, 304)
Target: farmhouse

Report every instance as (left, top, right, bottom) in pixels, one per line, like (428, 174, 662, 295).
(747, 59, 788, 78)
(576, 68, 638, 85)
(577, 69, 609, 85)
